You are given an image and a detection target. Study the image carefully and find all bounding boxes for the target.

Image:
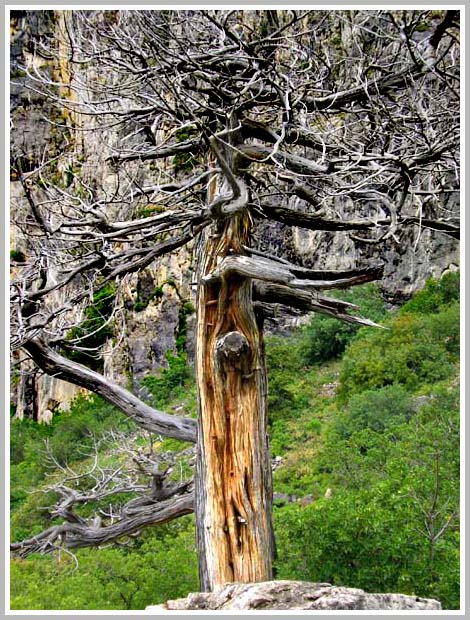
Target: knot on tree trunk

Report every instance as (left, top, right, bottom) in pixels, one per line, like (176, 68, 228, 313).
(215, 331, 250, 369)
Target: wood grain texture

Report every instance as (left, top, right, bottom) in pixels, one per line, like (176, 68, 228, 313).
(195, 214, 273, 591)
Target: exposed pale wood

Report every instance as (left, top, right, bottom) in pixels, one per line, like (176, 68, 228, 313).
(254, 282, 385, 328)
(237, 144, 332, 175)
(107, 137, 202, 165)
(256, 203, 460, 239)
(204, 254, 383, 291)
(195, 215, 274, 591)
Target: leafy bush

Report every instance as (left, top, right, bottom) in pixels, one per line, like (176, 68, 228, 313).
(10, 517, 198, 610)
(269, 277, 459, 610)
(333, 385, 414, 439)
(298, 284, 387, 366)
(10, 275, 460, 610)
(176, 301, 195, 353)
(274, 482, 459, 609)
(339, 303, 459, 397)
(10, 418, 52, 466)
(299, 318, 358, 366)
(400, 271, 459, 315)
(10, 394, 131, 510)
(274, 385, 459, 608)
(10, 419, 55, 511)
(142, 352, 191, 408)
(10, 249, 26, 262)
(265, 334, 335, 458)
(45, 394, 131, 466)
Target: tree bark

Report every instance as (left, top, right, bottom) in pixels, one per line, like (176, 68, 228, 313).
(194, 213, 274, 591)
(10, 493, 194, 556)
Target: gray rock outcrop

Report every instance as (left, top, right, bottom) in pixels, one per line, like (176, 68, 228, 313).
(146, 580, 441, 611)
(10, 11, 460, 420)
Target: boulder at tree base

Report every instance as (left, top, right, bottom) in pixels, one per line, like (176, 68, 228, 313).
(146, 580, 441, 610)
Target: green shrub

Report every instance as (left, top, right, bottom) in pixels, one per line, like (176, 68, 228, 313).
(142, 352, 191, 408)
(133, 284, 165, 312)
(135, 204, 165, 218)
(10, 419, 54, 511)
(10, 517, 198, 610)
(45, 394, 131, 466)
(299, 284, 387, 366)
(333, 385, 414, 439)
(10, 249, 26, 262)
(339, 304, 459, 397)
(274, 482, 459, 609)
(400, 272, 459, 315)
(299, 318, 357, 366)
(10, 394, 131, 505)
(274, 386, 459, 607)
(11, 274, 460, 611)
(176, 301, 195, 353)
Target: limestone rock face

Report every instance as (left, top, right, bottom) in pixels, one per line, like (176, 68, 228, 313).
(146, 581, 441, 611)
(10, 11, 460, 419)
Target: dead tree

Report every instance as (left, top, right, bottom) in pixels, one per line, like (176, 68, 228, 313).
(10, 10, 459, 590)
(10, 431, 195, 557)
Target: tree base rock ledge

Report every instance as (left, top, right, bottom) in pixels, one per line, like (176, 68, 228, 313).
(146, 580, 441, 611)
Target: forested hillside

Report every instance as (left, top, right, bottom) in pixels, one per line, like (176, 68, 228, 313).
(10, 273, 460, 610)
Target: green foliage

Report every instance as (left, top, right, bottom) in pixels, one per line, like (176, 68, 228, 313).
(333, 385, 414, 439)
(10, 418, 54, 513)
(135, 204, 165, 219)
(274, 483, 459, 608)
(300, 318, 357, 366)
(273, 383, 459, 608)
(133, 285, 164, 312)
(10, 249, 26, 262)
(45, 394, 131, 466)
(10, 394, 131, 518)
(11, 488, 60, 543)
(173, 152, 197, 172)
(65, 283, 116, 370)
(139, 295, 194, 405)
(265, 334, 318, 456)
(10, 274, 459, 610)
(274, 383, 459, 606)
(176, 301, 195, 353)
(142, 351, 191, 408)
(400, 271, 459, 315)
(265, 284, 387, 457)
(298, 284, 387, 366)
(63, 162, 81, 187)
(172, 126, 200, 172)
(175, 126, 198, 142)
(269, 276, 459, 608)
(10, 67, 27, 79)
(10, 517, 198, 610)
(339, 303, 459, 397)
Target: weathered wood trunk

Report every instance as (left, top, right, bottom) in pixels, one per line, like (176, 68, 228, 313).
(194, 211, 274, 591)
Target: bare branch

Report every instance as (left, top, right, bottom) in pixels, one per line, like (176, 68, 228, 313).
(22, 339, 197, 443)
(203, 253, 383, 292)
(255, 202, 459, 239)
(10, 493, 194, 557)
(254, 281, 384, 328)
(238, 144, 333, 175)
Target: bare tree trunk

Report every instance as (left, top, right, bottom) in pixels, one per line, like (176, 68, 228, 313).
(195, 213, 274, 591)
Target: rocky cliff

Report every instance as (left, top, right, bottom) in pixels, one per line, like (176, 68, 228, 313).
(10, 10, 460, 421)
